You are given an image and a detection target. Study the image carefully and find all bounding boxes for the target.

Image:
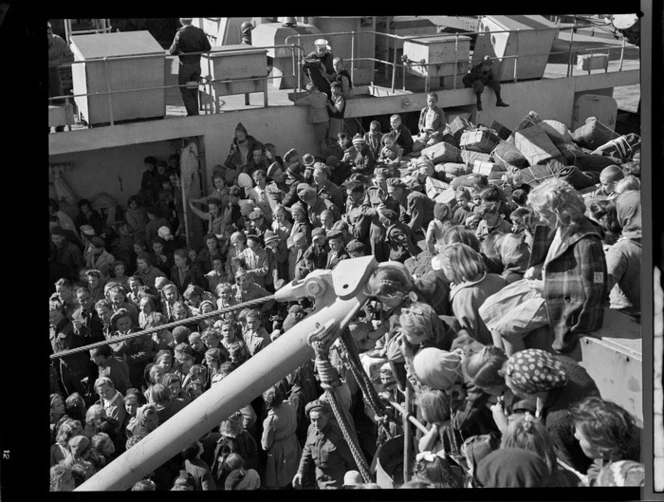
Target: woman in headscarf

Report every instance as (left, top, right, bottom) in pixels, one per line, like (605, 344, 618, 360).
(497, 349, 601, 474)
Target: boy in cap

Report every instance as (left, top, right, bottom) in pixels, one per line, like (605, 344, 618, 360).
(289, 231, 310, 282)
(224, 122, 263, 172)
(346, 240, 366, 258)
(295, 82, 330, 157)
(463, 55, 509, 111)
(263, 229, 289, 288)
(345, 133, 375, 176)
(84, 236, 116, 279)
(325, 229, 350, 269)
(297, 227, 328, 279)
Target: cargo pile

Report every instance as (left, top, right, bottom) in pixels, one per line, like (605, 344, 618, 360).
(408, 111, 640, 206)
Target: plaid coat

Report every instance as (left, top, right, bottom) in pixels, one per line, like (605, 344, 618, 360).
(528, 218, 607, 353)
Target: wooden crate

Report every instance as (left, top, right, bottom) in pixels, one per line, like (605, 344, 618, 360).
(403, 34, 471, 78)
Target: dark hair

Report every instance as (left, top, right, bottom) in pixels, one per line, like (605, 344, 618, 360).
(136, 252, 153, 265)
(207, 197, 222, 208)
(77, 198, 92, 210)
(589, 199, 621, 235)
(263, 385, 285, 409)
(148, 383, 172, 405)
(463, 346, 508, 388)
(181, 441, 200, 461)
(144, 156, 157, 166)
(511, 189, 528, 207)
(228, 186, 243, 198)
(568, 396, 638, 460)
(90, 345, 113, 358)
(173, 248, 191, 265)
(480, 185, 503, 203)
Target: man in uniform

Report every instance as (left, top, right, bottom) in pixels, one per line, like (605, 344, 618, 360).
(292, 400, 357, 489)
(312, 162, 345, 213)
(462, 55, 509, 111)
(168, 18, 212, 116)
(363, 171, 400, 262)
(302, 39, 335, 98)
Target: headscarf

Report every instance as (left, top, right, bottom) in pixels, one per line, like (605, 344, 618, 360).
(614, 190, 641, 240)
(503, 349, 568, 395)
(411, 347, 464, 391)
(595, 460, 645, 487)
(399, 302, 452, 349)
(476, 448, 551, 488)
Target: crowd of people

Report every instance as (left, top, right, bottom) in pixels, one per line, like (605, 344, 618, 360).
(48, 86, 644, 491)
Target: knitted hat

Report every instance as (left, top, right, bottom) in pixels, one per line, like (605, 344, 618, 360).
(297, 183, 317, 202)
(266, 162, 282, 179)
(290, 201, 306, 215)
(263, 230, 280, 245)
(411, 347, 464, 390)
(352, 133, 365, 146)
(595, 460, 645, 487)
(504, 349, 569, 396)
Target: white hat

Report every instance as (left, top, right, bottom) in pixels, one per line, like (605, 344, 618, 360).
(314, 38, 330, 50)
(158, 226, 173, 241)
(237, 172, 253, 190)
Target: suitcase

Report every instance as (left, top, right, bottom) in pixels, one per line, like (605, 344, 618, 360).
(572, 116, 620, 150)
(507, 111, 542, 143)
(422, 141, 462, 164)
(472, 160, 504, 176)
(491, 120, 513, 141)
(461, 149, 492, 167)
(434, 187, 457, 205)
(514, 124, 564, 166)
(540, 119, 575, 146)
(557, 142, 588, 165)
(449, 116, 473, 143)
(492, 140, 529, 169)
(460, 129, 500, 154)
(425, 177, 450, 199)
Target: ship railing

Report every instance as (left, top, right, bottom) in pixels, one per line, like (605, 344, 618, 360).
(286, 26, 636, 94)
(48, 43, 305, 126)
(49, 27, 636, 129)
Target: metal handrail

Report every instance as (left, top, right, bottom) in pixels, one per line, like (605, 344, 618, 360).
(49, 26, 638, 128)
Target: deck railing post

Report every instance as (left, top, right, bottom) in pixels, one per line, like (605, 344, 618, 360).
(103, 57, 114, 126)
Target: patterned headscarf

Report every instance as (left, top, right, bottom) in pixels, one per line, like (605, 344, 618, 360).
(504, 349, 568, 395)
